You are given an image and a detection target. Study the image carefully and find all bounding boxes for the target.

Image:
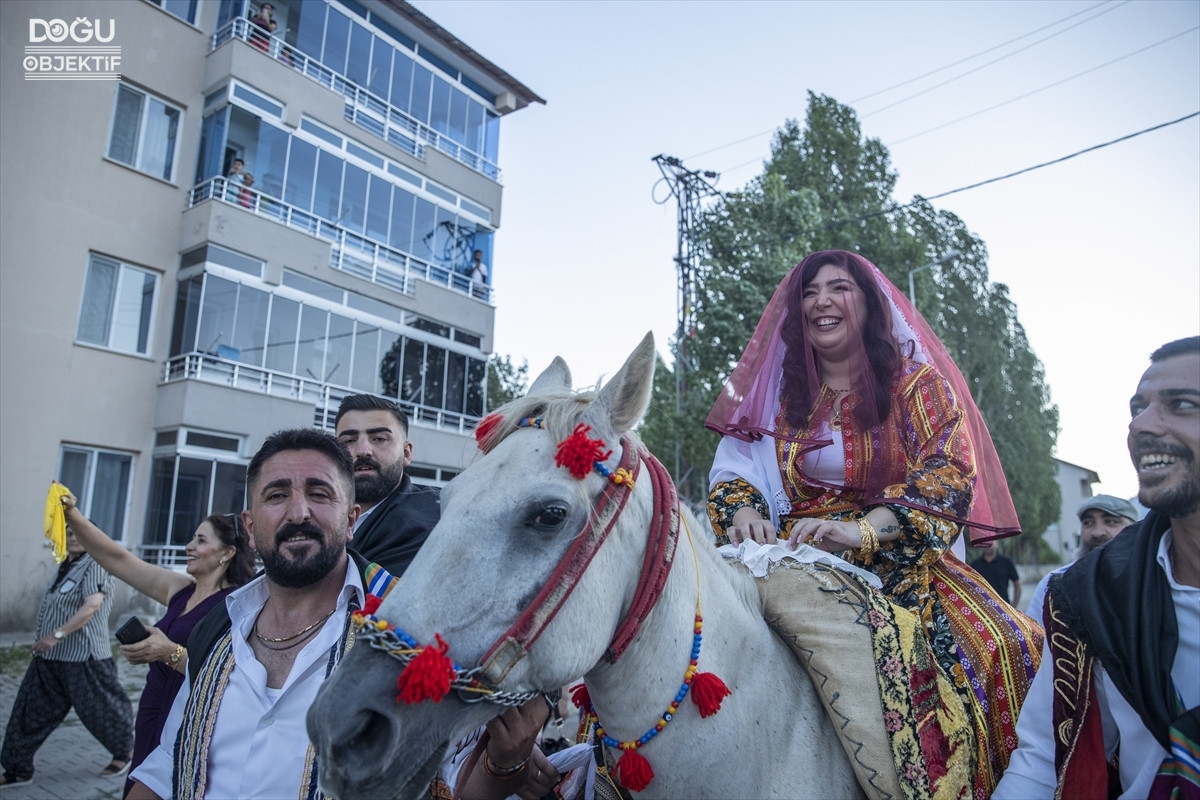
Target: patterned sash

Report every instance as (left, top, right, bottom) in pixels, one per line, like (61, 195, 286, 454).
(173, 563, 395, 800)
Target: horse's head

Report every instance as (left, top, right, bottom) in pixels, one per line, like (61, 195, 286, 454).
(310, 333, 658, 800)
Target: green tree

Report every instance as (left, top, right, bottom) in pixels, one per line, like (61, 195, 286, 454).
(486, 353, 529, 411)
(640, 92, 1059, 549)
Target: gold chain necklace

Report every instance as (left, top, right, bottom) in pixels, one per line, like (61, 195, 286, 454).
(255, 606, 336, 644)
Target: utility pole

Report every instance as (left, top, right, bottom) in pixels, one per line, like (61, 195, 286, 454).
(652, 154, 720, 493)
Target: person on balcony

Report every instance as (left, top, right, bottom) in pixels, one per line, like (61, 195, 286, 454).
(248, 2, 276, 52)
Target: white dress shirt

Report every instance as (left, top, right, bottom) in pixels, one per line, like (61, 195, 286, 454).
(131, 560, 364, 799)
(995, 530, 1200, 799)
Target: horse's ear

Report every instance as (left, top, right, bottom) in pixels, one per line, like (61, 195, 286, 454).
(593, 332, 655, 433)
(527, 356, 572, 397)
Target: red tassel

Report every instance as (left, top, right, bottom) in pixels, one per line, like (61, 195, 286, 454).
(396, 633, 455, 704)
(690, 671, 730, 718)
(613, 748, 654, 792)
(555, 424, 612, 479)
(474, 413, 503, 451)
(569, 682, 591, 710)
(361, 594, 382, 616)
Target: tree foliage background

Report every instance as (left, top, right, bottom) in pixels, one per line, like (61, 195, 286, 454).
(639, 93, 1060, 559)
(486, 353, 530, 410)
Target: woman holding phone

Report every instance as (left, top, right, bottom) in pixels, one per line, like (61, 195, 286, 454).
(60, 490, 254, 789)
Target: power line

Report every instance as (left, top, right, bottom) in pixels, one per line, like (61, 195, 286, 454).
(717, 112, 1199, 252)
(889, 26, 1199, 146)
(860, 1, 1130, 118)
(682, 0, 1126, 163)
(849, 0, 1121, 104)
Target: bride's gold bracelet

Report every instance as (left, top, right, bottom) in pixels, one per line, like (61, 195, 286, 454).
(856, 517, 880, 560)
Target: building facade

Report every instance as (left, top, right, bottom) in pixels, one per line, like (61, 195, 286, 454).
(0, 0, 542, 629)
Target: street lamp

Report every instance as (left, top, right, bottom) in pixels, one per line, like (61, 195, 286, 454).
(907, 250, 962, 307)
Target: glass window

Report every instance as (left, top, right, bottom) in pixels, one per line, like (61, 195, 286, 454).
(389, 54, 413, 113)
(264, 295, 299, 373)
(388, 187, 414, 253)
(466, 99, 484, 154)
(231, 283, 269, 366)
(430, 77, 451, 135)
(322, 9, 350, 76)
(325, 313, 353, 386)
(484, 111, 500, 164)
(380, 334, 401, 397)
(368, 35, 392, 98)
(284, 137, 317, 211)
(297, 305, 329, 382)
(77, 254, 158, 356)
(351, 323, 380, 393)
(467, 357, 486, 416)
(147, 0, 199, 24)
(170, 275, 202, 356)
(341, 162, 368, 234)
(448, 89, 468, 146)
(410, 64, 432, 127)
(423, 344, 446, 409)
(195, 107, 230, 184)
(401, 338, 423, 403)
(145, 455, 247, 545)
(412, 198, 436, 263)
(107, 83, 181, 181)
(58, 445, 132, 541)
(313, 149, 344, 222)
(197, 274, 237, 355)
(446, 351, 466, 413)
(346, 23, 372, 86)
(365, 174, 391, 243)
(292, 0, 325, 57)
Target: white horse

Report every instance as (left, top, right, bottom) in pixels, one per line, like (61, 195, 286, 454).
(309, 333, 862, 799)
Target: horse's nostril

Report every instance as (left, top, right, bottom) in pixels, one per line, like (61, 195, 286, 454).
(331, 708, 396, 776)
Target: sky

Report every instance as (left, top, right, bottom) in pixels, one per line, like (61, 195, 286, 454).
(414, 0, 1200, 502)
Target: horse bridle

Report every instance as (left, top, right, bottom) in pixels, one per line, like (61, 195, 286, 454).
(352, 426, 681, 708)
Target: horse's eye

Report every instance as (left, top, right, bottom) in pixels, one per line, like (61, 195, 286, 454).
(530, 505, 568, 530)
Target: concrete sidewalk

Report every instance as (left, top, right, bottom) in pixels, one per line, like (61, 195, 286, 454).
(0, 633, 147, 800)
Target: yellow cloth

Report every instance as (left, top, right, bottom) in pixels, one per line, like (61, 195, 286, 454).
(44, 482, 71, 563)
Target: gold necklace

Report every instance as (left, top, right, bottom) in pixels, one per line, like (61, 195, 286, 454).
(254, 606, 337, 644)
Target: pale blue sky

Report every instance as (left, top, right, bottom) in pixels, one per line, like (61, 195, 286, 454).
(415, 0, 1200, 501)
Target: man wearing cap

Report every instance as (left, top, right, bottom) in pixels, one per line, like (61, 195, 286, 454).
(994, 335, 1199, 798)
(1024, 494, 1139, 618)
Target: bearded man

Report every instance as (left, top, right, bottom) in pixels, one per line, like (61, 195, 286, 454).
(334, 394, 440, 577)
(996, 336, 1200, 799)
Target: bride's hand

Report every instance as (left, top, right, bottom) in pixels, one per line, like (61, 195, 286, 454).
(788, 519, 861, 552)
(728, 508, 778, 545)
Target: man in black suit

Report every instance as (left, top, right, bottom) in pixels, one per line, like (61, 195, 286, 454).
(334, 395, 440, 577)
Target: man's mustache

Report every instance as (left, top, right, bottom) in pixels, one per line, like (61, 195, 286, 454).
(1130, 436, 1193, 462)
(353, 456, 380, 472)
(274, 521, 324, 547)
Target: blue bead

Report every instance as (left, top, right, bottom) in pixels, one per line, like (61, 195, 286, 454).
(664, 713, 672, 721)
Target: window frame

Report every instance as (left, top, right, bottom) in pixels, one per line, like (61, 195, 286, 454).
(76, 253, 161, 357)
(106, 82, 183, 182)
(57, 444, 134, 543)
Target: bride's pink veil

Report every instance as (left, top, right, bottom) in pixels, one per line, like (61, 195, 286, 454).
(705, 250, 1020, 544)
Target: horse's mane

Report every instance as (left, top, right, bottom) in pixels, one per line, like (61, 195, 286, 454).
(475, 387, 644, 457)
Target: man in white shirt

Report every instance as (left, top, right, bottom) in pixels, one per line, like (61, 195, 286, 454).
(128, 428, 365, 800)
(995, 336, 1200, 799)
(1024, 494, 1140, 619)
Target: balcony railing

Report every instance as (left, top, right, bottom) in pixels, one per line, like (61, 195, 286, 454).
(212, 17, 501, 181)
(190, 176, 492, 303)
(139, 545, 189, 568)
(163, 352, 483, 436)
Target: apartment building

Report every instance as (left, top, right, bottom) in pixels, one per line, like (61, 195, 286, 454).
(0, 0, 542, 629)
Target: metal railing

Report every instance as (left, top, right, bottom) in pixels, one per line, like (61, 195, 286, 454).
(211, 17, 501, 181)
(190, 176, 492, 303)
(140, 545, 189, 568)
(163, 352, 483, 436)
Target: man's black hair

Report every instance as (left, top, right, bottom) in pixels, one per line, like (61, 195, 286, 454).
(1150, 336, 1200, 363)
(333, 394, 409, 434)
(245, 428, 353, 497)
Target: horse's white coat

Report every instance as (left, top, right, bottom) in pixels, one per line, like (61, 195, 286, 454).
(311, 333, 862, 799)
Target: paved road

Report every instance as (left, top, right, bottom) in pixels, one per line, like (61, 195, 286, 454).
(0, 633, 147, 800)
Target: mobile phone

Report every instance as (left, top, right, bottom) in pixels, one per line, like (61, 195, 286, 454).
(115, 616, 150, 645)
